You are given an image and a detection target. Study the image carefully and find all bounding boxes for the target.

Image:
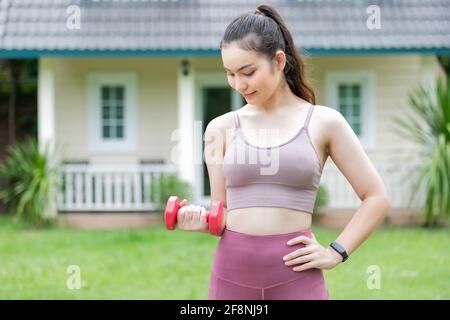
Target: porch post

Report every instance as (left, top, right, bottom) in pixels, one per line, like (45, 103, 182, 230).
(38, 58, 56, 155)
(176, 58, 196, 198)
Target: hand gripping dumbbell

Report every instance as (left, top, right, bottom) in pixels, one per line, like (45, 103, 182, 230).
(164, 196, 224, 235)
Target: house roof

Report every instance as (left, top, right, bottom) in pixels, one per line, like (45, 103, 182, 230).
(0, 0, 449, 57)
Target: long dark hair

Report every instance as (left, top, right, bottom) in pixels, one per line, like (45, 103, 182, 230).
(220, 4, 316, 105)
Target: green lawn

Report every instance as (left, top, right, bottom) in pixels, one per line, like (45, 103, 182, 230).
(0, 215, 448, 299)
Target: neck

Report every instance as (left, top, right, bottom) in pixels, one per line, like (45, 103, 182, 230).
(250, 80, 303, 114)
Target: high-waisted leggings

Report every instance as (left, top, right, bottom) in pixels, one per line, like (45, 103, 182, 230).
(208, 228, 329, 300)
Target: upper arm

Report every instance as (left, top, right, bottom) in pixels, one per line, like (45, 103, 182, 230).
(204, 116, 229, 208)
(326, 109, 390, 202)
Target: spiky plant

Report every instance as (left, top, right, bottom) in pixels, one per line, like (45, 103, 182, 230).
(390, 75, 450, 227)
(0, 137, 64, 227)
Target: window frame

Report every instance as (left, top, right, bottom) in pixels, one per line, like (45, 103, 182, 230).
(87, 72, 138, 153)
(325, 70, 376, 152)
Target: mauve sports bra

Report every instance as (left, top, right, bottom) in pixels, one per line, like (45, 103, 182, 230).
(222, 104, 323, 214)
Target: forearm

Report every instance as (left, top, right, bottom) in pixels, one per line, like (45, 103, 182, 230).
(333, 194, 390, 256)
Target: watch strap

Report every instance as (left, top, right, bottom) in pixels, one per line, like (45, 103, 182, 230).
(329, 241, 349, 262)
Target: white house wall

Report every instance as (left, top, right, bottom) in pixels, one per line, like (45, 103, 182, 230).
(52, 57, 179, 166)
(45, 54, 442, 209)
(308, 54, 441, 169)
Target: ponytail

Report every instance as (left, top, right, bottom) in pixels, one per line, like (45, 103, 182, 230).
(220, 4, 316, 105)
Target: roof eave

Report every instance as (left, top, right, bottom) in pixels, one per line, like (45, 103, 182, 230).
(1, 47, 449, 58)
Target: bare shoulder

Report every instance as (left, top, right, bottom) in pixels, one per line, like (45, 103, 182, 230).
(205, 111, 235, 134)
(204, 111, 236, 155)
(313, 104, 342, 124)
(312, 104, 345, 141)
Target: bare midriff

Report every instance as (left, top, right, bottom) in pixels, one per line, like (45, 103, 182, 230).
(225, 207, 312, 236)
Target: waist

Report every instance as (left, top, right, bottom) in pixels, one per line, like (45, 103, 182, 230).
(226, 184, 318, 214)
(225, 207, 312, 236)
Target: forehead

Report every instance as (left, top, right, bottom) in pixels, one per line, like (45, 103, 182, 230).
(221, 43, 264, 70)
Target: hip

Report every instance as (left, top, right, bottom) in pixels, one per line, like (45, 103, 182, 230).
(211, 228, 326, 289)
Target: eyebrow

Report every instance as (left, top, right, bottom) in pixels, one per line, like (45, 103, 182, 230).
(223, 64, 254, 72)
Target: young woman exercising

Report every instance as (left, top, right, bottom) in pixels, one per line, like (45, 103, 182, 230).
(176, 4, 390, 300)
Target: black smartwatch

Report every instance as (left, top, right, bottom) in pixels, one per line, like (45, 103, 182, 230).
(329, 241, 349, 262)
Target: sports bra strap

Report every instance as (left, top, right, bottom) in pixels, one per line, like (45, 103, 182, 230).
(233, 111, 241, 129)
(303, 104, 315, 130)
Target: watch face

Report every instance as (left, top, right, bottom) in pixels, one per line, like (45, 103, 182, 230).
(333, 242, 345, 253)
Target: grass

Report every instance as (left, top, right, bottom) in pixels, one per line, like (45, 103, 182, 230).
(0, 214, 448, 299)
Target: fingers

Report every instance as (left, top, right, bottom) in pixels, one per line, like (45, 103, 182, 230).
(283, 246, 315, 262)
(293, 260, 319, 272)
(181, 205, 196, 223)
(284, 251, 318, 266)
(281, 232, 328, 272)
(286, 235, 313, 246)
(283, 234, 318, 268)
(177, 206, 186, 224)
(178, 204, 204, 224)
(199, 206, 207, 223)
(190, 205, 202, 223)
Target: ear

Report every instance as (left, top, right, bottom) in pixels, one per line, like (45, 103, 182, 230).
(274, 50, 286, 71)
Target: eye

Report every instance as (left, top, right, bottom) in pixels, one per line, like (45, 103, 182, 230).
(226, 70, 255, 77)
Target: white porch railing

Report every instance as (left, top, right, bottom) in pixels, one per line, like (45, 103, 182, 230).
(57, 164, 177, 211)
(320, 162, 426, 208)
(58, 162, 425, 212)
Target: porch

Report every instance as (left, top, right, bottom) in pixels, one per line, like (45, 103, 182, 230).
(57, 163, 177, 212)
(56, 161, 425, 229)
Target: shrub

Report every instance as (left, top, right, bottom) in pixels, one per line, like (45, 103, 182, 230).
(0, 137, 63, 227)
(390, 75, 450, 227)
(149, 173, 193, 212)
(314, 184, 329, 213)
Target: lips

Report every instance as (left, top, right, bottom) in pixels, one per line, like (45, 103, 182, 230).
(243, 91, 256, 98)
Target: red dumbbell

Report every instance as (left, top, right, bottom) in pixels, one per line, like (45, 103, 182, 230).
(164, 196, 225, 235)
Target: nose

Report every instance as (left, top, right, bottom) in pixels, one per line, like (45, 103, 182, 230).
(234, 77, 247, 92)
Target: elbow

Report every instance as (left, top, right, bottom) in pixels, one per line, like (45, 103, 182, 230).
(374, 194, 390, 227)
(380, 194, 391, 216)
(364, 192, 391, 216)
(361, 191, 391, 206)
(385, 196, 391, 209)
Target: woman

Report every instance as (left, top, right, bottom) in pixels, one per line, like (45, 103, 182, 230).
(176, 4, 390, 300)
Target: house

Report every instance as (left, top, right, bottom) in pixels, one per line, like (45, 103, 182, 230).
(0, 0, 448, 228)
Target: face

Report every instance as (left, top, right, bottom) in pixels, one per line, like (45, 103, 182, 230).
(221, 42, 286, 102)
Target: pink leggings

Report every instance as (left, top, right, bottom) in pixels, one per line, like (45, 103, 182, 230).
(208, 228, 329, 300)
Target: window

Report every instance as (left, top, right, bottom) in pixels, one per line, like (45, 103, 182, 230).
(326, 70, 375, 151)
(338, 84, 362, 135)
(87, 73, 138, 152)
(101, 86, 125, 139)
